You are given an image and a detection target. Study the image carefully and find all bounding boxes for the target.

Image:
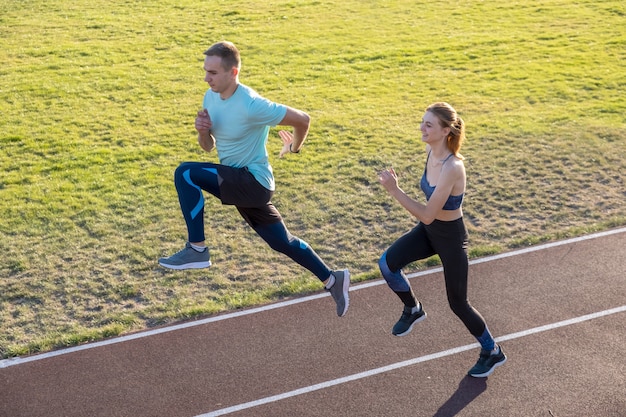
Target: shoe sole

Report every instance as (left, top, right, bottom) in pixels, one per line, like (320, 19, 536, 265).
(337, 269, 350, 317)
(468, 356, 507, 378)
(392, 312, 427, 336)
(158, 260, 212, 270)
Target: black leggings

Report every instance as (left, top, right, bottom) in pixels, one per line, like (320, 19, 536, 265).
(173, 161, 332, 281)
(379, 218, 487, 337)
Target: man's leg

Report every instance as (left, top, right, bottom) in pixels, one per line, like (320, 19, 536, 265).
(158, 162, 221, 269)
(174, 161, 222, 244)
(253, 220, 331, 280)
(241, 206, 350, 317)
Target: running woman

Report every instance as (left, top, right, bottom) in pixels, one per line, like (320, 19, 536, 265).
(159, 41, 350, 317)
(377, 102, 506, 376)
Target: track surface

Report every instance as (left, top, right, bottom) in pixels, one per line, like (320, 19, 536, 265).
(2, 228, 625, 417)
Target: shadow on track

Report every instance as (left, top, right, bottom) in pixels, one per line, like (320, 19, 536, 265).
(433, 376, 488, 417)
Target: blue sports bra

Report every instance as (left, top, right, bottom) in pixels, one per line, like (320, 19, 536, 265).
(420, 152, 464, 211)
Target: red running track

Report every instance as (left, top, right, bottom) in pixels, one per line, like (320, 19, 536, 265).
(1, 228, 625, 416)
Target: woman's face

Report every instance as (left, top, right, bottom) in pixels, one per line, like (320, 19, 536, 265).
(420, 111, 449, 144)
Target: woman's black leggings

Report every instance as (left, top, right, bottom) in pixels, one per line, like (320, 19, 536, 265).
(379, 218, 487, 337)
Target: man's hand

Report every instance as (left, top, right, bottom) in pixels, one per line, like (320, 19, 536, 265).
(278, 130, 294, 158)
(195, 108, 212, 133)
(196, 108, 215, 152)
(276, 107, 309, 158)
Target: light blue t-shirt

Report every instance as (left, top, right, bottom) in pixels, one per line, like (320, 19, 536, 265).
(202, 84, 287, 191)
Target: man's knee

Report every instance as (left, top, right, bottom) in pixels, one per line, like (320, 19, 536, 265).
(174, 162, 195, 179)
(270, 235, 305, 254)
(254, 223, 300, 254)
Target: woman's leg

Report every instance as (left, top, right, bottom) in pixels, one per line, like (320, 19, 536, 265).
(427, 219, 495, 348)
(379, 223, 435, 307)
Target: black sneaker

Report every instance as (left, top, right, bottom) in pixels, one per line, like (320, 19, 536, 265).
(392, 304, 426, 336)
(468, 345, 507, 377)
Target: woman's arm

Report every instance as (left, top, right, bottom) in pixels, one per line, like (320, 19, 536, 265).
(379, 161, 460, 224)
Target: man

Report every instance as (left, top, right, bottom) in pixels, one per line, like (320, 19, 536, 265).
(159, 41, 350, 316)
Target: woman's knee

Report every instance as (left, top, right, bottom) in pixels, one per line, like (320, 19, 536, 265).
(449, 299, 468, 317)
(379, 251, 410, 292)
(447, 293, 473, 318)
(448, 298, 486, 336)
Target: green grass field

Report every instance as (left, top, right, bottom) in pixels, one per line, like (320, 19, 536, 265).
(1, 0, 624, 358)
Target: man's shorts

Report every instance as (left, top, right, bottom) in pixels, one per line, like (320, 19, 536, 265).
(217, 165, 283, 228)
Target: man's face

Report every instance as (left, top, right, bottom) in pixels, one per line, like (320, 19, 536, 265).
(203, 55, 237, 94)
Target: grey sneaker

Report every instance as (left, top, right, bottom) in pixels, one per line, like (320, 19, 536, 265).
(158, 242, 211, 270)
(327, 269, 350, 317)
(468, 345, 507, 377)
(392, 304, 426, 336)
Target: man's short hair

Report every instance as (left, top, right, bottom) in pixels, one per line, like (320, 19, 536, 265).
(204, 41, 241, 71)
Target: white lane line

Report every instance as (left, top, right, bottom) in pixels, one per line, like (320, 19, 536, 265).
(1, 227, 624, 369)
(196, 305, 626, 417)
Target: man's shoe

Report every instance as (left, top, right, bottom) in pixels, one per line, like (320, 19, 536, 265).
(392, 304, 426, 336)
(327, 269, 350, 317)
(468, 345, 507, 377)
(158, 242, 211, 270)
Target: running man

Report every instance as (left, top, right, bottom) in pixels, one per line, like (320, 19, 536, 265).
(158, 41, 350, 317)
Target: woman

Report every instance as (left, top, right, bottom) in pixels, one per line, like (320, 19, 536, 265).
(377, 102, 506, 377)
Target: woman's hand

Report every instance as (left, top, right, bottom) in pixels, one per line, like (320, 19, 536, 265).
(378, 167, 400, 193)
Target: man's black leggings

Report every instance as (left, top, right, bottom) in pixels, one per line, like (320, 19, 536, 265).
(379, 218, 487, 337)
(173, 161, 332, 281)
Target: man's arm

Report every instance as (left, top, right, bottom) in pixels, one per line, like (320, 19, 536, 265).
(279, 107, 310, 152)
(198, 130, 215, 153)
(195, 109, 215, 153)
